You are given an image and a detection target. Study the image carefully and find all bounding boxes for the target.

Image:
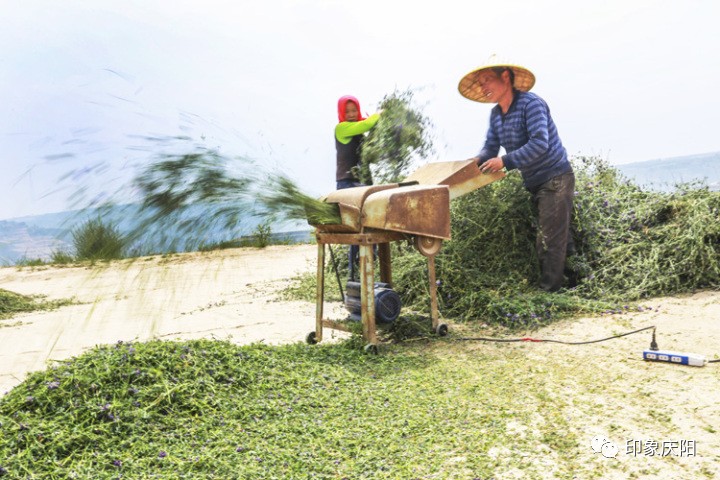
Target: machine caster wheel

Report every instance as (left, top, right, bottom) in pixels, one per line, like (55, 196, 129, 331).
(306, 331, 318, 345)
(363, 344, 379, 355)
(435, 324, 449, 337)
(414, 236, 443, 257)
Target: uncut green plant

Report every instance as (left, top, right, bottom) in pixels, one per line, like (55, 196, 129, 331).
(50, 250, 75, 264)
(356, 88, 435, 185)
(285, 156, 720, 329)
(570, 157, 720, 300)
(389, 156, 720, 328)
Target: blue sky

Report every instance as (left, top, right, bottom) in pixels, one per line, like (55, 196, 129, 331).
(2, 0, 719, 220)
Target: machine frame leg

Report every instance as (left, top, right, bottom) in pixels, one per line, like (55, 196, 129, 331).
(359, 243, 378, 346)
(314, 243, 325, 343)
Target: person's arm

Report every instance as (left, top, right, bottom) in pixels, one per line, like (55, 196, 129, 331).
(477, 120, 500, 163)
(335, 113, 380, 144)
(501, 99, 550, 170)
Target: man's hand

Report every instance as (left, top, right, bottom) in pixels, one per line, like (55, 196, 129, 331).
(479, 156, 504, 174)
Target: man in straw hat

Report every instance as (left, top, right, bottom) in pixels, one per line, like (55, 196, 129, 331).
(459, 58, 575, 292)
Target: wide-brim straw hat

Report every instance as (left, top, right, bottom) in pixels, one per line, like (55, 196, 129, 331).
(458, 57, 535, 103)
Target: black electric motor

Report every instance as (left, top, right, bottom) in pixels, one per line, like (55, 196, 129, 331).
(344, 281, 401, 324)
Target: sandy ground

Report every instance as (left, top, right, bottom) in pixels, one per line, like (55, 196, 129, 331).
(1, 244, 719, 477)
(0, 245, 349, 395)
(489, 291, 720, 478)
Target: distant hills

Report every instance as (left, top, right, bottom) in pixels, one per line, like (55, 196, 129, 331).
(2, 151, 719, 265)
(615, 151, 720, 192)
(0, 204, 311, 266)
(0, 221, 68, 264)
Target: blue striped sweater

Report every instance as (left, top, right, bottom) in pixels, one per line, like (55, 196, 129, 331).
(478, 91, 572, 190)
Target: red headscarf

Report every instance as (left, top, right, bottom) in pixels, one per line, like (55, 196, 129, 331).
(337, 95, 365, 122)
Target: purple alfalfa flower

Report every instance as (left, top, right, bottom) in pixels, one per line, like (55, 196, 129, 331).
(0, 465, 7, 476)
(603, 200, 609, 207)
(112, 460, 122, 468)
(158, 451, 167, 459)
(236, 446, 245, 452)
(47, 381, 60, 390)
(435, 279, 441, 286)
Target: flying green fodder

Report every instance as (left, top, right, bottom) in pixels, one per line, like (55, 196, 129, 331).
(257, 175, 340, 225)
(356, 88, 434, 185)
(48, 89, 433, 256)
(126, 148, 254, 253)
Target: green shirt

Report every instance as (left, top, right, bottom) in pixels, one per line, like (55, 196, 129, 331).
(335, 114, 380, 144)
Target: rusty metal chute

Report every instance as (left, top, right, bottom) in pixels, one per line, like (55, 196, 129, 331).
(404, 159, 505, 200)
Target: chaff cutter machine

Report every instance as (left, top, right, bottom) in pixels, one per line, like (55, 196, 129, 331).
(307, 160, 504, 351)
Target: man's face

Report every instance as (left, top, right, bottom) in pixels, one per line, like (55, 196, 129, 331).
(477, 70, 510, 103)
(344, 102, 359, 122)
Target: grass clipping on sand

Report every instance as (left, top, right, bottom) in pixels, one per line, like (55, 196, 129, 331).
(0, 289, 74, 321)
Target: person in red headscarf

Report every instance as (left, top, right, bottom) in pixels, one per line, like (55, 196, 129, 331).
(334, 95, 381, 280)
(335, 95, 381, 190)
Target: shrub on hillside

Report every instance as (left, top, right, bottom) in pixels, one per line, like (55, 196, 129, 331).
(72, 218, 125, 261)
(50, 250, 75, 264)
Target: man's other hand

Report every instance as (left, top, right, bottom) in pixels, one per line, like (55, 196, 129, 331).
(479, 157, 504, 174)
